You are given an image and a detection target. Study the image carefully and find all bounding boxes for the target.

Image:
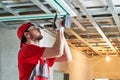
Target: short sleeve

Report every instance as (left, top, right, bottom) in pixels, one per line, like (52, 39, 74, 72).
(21, 44, 45, 64)
(47, 58, 55, 67)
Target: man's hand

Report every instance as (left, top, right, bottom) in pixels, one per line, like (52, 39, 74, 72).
(51, 19, 64, 34)
(55, 19, 63, 30)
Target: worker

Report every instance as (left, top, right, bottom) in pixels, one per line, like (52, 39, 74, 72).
(17, 19, 72, 80)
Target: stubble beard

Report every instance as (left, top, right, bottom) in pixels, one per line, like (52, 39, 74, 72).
(29, 33, 43, 41)
(36, 35, 43, 41)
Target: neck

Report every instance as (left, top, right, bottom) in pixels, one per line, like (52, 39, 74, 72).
(26, 40, 39, 46)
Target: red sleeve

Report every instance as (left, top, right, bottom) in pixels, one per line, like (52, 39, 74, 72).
(21, 44, 45, 64)
(47, 58, 56, 67)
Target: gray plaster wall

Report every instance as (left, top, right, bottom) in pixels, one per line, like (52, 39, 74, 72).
(0, 28, 19, 80)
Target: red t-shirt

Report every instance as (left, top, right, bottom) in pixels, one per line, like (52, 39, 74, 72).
(18, 44, 55, 80)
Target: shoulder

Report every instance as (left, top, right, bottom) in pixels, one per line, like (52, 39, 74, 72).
(20, 44, 45, 52)
(18, 44, 46, 58)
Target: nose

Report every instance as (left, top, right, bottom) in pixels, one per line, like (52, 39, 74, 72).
(36, 27, 41, 32)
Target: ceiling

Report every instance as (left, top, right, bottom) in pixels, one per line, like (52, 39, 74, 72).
(1, 0, 120, 57)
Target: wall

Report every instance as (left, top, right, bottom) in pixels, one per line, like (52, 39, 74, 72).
(0, 28, 19, 80)
(91, 56, 120, 79)
(53, 48, 93, 80)
(69, 48, 93, 80)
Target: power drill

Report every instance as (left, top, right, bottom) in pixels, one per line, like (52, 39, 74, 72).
(53, 13, 71, 29)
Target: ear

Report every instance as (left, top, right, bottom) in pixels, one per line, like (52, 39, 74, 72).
(24, 32, 30, 38)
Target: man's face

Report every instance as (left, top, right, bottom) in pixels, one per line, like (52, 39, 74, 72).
(27, 26, 43, 41)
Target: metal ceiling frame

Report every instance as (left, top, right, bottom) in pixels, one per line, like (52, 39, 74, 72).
(72, 17, 87, 31)
(54, 0, 77, 16)
(68, 28, 100, 55)
(106, 0, 120, 33)
(30, 0, 52, 14)
(73, 0, 118, 55)
(0, 2, 19, 16)
(0, 0, 76, 21)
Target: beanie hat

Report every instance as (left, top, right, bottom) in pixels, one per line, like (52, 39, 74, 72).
(17, 22, 32, 48)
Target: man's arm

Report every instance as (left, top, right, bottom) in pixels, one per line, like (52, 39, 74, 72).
(42, 27, 65, 58)
(42, 19, 72, 62)
(54, 36, 72, 62)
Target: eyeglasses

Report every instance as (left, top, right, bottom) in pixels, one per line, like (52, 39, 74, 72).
(26, 26, 40, 32)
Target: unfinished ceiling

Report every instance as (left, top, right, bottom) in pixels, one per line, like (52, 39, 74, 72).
(1, 0, 120, 57)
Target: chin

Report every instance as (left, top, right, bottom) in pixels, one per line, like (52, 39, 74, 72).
(38, 35, 43, 41)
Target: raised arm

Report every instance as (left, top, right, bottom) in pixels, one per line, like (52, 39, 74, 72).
(42, 27, 65, 58)
(54, 35, 72, 62)
(42, 19, 72, 62)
